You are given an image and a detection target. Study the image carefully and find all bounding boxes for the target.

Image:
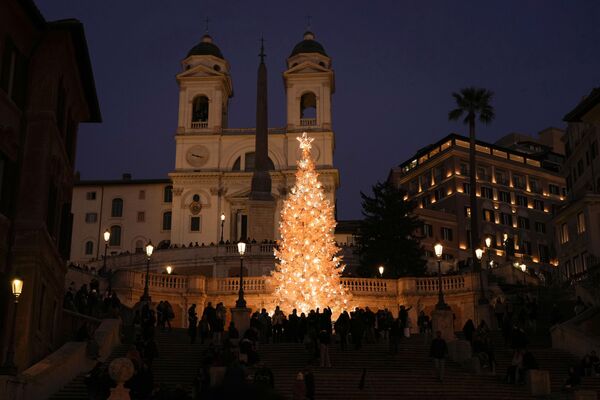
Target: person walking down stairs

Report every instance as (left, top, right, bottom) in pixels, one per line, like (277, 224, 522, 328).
(430, 331, 448, 382)
(188, 304, 198, 344)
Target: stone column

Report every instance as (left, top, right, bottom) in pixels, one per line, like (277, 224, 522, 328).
(431, 308, 454, 343)
(230, 307, 252, 338)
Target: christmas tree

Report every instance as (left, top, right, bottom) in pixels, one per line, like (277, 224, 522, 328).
(271, 132, 350, 315)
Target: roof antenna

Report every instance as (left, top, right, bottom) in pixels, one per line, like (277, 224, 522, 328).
(259, 36, 266, 63)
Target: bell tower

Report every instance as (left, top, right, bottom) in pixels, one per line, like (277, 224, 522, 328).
(176, 34, 233, 134)
(283, 31, 334, 131)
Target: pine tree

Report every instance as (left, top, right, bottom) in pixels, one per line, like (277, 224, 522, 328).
(357, 181, 426, 278)
(271, 133, 350, 315)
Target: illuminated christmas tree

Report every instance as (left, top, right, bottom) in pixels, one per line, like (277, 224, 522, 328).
(272, 132, 350, 315)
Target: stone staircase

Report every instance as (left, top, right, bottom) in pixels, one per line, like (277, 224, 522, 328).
(48, 327, 600, 399)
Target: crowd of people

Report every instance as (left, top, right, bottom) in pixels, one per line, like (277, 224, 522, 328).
(64, 280, 122, 318)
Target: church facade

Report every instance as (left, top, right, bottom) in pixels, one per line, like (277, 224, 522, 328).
(69, 31, 340, 263)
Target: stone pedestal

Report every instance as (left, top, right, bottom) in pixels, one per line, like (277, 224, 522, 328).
(108, 358, 134, 400)
(431, 308, 454, 343)
(527, 370, 551, 396)
(230, 307, 252, 337)
(476, 303, 495, 329)
(248, 199, 275, 241)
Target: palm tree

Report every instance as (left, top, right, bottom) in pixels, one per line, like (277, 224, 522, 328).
(449, 87, 495, 270)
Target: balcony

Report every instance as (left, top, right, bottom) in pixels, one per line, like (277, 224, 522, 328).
(300, 118, 317, 127)
(191, 121, 208, 129)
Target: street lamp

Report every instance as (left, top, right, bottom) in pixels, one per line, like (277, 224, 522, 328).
(166, 266, 172, 275)
(503, 233, 509, 261)
(220, 213, 226, 244)
(520, 263, 527, 286)
(475, 248, 488, 304)
(434, 243, 449, 310)
(0, 276, 24, 375)
(236, 241, 247, 308)
(141, 240, 154, 303)
(378, 265, 384, 278)
(102, 229, 110, 273)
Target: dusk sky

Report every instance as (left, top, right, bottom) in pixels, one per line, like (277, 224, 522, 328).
(37, 0, 600, 219)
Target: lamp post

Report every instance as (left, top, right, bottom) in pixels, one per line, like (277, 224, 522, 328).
(520, 263, 527, 286)
(102, 229, 110, 273)
(503, 233, 509, 261)
(378, 265, 384, 278)
(475, 247, 488, 304)
(236, 241, 247, 308)
(485, 236, 492, 268)
(0, 276, 23, 375)
(141, 240, 154, 303)
(166, 266, 172, 275)
(434, 243, 449, 310)
(220, 213, 226, 244)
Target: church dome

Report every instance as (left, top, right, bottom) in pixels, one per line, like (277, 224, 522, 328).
(290, 31, 328, 57)
(187, 34, 224, 59)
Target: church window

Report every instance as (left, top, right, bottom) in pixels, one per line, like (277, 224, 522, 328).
(109, 225, 121, 246)
(162, 211, 172, 231)
(84, 240, 94, 255)
(111, 198, 123, 217)
(300, 92, 317, 125)
(191, 95, 209, 127)
(190, 216, 201, 232)
(164, 185, 173, 203)
(232, 156, 241, 171)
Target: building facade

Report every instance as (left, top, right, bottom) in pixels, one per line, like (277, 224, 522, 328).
(70, 31, 340, 264)
(0, 0, 100, 371)
(389, 131, 566, 275)
(553, 88, 600, 280)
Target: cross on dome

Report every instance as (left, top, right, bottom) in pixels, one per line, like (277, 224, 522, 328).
(297, 132, 314, 150)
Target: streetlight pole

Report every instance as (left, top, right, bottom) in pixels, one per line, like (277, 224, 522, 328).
(475, 247, 488, 304)
(434, 243, 449, 310)
(220, 213, 226, 244)
(102, 229, 110, 274)
(141, 240, 154, 303)
(236, 241, 246, 308)
(485, 237, 492, 269)
(0, 276, 23, 375)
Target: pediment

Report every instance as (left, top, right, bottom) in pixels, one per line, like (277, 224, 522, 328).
(285, 61, 330, 75)
(177, 64, 226, 79)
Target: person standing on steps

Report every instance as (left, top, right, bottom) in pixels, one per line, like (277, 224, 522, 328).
(188, 304, 198, 344)
(319, 328, 332, 367)
(430, 330, 448, 382)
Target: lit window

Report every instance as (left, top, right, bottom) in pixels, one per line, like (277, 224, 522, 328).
(577, 212, 586, 234)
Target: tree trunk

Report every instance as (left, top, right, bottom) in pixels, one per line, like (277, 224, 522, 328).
(468, 114, 479, 271)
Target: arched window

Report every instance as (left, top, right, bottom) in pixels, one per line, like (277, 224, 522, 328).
(109, 225, 121, 246)
(192, 96, 209, 128)
(300, 92, 317, 126)
(135, 240, 144, 253)
(162, 211, 172, 231)
(84, 241, 94, 255)
(164, 185, 173, 203)
(111, 198, 123, 217)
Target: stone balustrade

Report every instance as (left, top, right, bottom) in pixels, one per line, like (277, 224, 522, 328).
(112, 270, 477, 299)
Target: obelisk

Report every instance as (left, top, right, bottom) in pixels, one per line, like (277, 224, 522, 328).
(247, 39, 275, 241)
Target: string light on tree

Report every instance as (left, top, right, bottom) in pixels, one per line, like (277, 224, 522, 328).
(271, 132, 350, 315)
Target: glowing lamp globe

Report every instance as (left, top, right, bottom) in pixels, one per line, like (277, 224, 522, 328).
(520, 264, 526, 273)
(221, 213, 226, 221)
(11, 277, 23, 299)
(103, 229, 111, 243)
(485, 237, 492, 248)
(475, 248, 484, 260)
(237, 241, 246, 256)
(434, 243, 443, 258)
(145, 241, 154, 257)
(166, 266, 172, 275)
(378, 265, 384, 276)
